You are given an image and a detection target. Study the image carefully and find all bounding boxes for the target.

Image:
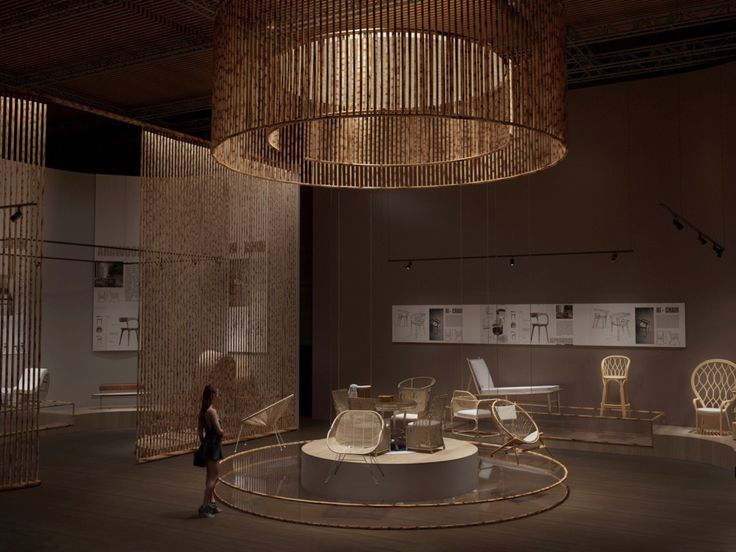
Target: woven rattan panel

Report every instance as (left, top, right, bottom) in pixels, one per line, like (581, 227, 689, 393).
(0, 97, 46, 490)
(137, 131, 297, 462)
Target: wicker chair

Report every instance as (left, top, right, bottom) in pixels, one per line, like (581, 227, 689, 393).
(325, 410, 386, 484)
(234, 394, 294, 452)
(490, 399, 545, 463)
(450, 390, 494, 435)
(395, 376, 436, 422)
(599, 355, 631, 417)
(691, 359, 736, 435)
(331, 389, 349, 418)
(406, 393, 447, 452)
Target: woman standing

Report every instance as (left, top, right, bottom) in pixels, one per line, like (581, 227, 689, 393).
(197, 384, 224, 518)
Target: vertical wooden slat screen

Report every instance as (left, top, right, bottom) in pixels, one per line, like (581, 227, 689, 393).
(0, 96, 46, 490)
(137, 131, 298, 463)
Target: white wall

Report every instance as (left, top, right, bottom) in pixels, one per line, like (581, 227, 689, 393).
(42, 168, 137, 407)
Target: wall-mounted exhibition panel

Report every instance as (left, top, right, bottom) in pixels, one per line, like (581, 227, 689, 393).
(392, 303, 685, 348)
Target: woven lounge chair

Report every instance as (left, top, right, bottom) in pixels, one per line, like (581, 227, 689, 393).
(324, 410, 387, 484)
(234, 394, 294, 452)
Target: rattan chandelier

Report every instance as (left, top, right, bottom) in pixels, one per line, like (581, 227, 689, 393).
(211, 0, 567, 189)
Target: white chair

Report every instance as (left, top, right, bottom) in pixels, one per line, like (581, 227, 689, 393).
(466, 357, 561, 412)
(450, 390, 494, 435)
(324, 410, 386, 484)
(1, 368, 49, 406)
(234, 394, 294, 452)
(691, 359, 736, 436)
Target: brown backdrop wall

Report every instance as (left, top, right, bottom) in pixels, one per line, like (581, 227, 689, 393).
(312, 62, 736, 427)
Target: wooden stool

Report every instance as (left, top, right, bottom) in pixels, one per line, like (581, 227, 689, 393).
(599, 355, 631, 417)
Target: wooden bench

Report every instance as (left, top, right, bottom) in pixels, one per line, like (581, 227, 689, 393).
(91, 383, 143, 409)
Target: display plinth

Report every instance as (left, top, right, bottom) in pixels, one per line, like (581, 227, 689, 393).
(300, 438, 478, 502)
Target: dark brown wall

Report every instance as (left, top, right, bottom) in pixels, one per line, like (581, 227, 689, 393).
(312, 62, 736, 426)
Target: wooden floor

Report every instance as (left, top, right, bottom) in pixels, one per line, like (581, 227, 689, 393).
(1, 420, 735, 552)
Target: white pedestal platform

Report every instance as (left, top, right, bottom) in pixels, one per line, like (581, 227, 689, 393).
(300, 437, 478, 502)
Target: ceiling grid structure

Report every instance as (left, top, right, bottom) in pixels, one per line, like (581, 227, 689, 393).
(0, 0, 733, 137)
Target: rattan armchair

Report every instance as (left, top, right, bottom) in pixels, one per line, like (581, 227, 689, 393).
(406, 393, 447, 452)
(490, 399, 545, 463)
(450, 390, 494, 435)
(691, 359, 736, 435)
(395, 376, 436, 422)
(325, 410, 386, 484)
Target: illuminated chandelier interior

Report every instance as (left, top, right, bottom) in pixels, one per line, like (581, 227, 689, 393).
(212, 0, 567, 188)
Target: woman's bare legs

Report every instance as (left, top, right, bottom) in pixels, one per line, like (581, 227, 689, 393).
(203, 459, 219, 506)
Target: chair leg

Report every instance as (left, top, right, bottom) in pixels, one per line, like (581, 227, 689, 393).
(600, 380, 608, 416)
(234, 423, 245, 453)
(324, 454, 345, 483)
(619, 381, 627, 418)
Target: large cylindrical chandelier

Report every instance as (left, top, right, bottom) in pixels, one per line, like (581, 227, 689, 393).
(212, 0, 567, 188)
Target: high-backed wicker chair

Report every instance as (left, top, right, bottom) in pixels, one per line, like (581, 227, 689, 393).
(490, 399, 545, 463)
(395, 376, 435, 421)
(234, 394, 294, 452)
(450, 390, 494, 435)
(691, 359, 736, 435)
(0, 368, 49, 406)
(325, 410, 387, 484)
(599, 355, 631, 417)
(406, 393, 447, 452)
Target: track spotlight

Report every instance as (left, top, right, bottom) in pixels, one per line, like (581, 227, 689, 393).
(697, 233, 707, 245)
(509, 257, 515, 267)
(610, 252, 618, 262)
(713, 244, 724, 258)
(672, 217, 684, 230)
(9, 208, 21, 222)
(404, 261, 413, 270)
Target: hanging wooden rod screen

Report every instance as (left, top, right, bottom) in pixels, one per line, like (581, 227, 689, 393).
(137, 131, 298, 463)
(0, 96, 46, 490)
(212, 0, 567, 188)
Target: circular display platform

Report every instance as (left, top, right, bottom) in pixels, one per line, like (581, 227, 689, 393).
(216, 439, 569, 529)
(301, 438, 478, 502)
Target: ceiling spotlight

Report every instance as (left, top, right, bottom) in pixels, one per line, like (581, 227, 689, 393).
(610, 252, 618, 262)
(672, 218, 684, 230)
(697, 234, 707, 245)
(404, 261, 413, 270)
(713, 244, 724, 258)
(9, 208, 21, 223)
(509, 257, 515, 267)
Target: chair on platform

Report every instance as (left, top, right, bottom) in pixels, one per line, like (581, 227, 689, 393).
(450, 390, 494, 435)
(489, 399, 546, 463)
(406, 393, 447, 452)
(324, 410, 386, 484)
(234, 394, 294, 452)
(348, 396, 377, 410)
(0, 368, 49, 406)
(331, 389, 349, 418)
(691, 359, 736, 435)
(599, 355, 631, 417)
(466, 357, 561, 412)
(395, 377, 435, 421)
